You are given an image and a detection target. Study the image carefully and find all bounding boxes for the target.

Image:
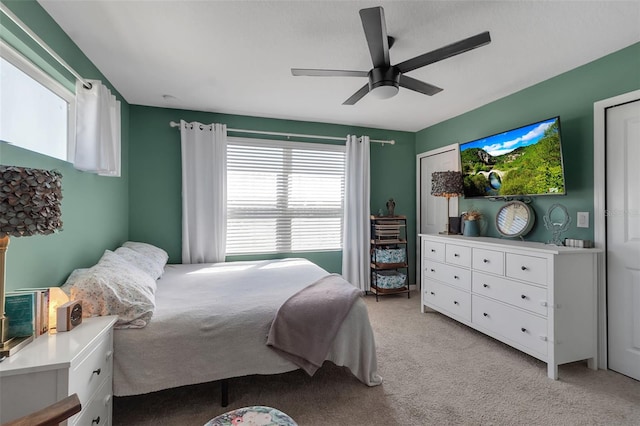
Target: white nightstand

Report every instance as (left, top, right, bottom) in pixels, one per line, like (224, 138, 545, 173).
(0, 315, 117, 425)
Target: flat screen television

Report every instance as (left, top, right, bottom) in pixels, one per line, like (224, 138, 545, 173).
(459, 116, 566, 198)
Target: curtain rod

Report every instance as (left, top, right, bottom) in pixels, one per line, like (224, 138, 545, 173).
(169, 121, 395, 145)
(0, 4, 92, 89)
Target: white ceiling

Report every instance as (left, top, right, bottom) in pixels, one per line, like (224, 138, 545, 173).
(38, 1, 640, 132)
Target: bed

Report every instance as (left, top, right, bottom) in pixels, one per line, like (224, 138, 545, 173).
(62, 245, 382, 399)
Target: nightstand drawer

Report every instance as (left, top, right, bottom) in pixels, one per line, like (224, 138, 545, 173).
(445, 244, 472, 268)
(423, 240, 446, 263)
(424, 262, 471, 291)
(424, 280, 471, 322)
(472, 248, 504, 275)
(70, 329, 113, 406)
(472, 271, 548, 316)
(71, 375, 112, 426)
(473, 295, 547, 356)
(506, 253, 548, 285)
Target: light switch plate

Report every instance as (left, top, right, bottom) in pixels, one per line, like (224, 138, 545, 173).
(577, 212, 589, 228)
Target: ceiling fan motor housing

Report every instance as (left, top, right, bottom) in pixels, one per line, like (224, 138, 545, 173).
(368, 67, 400, 90)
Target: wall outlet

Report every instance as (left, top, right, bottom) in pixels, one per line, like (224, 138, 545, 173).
(577, 212, 589, 228)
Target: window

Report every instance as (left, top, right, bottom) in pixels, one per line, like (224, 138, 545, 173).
(0, 41, 75, 161)
(226, 138, 346, 255)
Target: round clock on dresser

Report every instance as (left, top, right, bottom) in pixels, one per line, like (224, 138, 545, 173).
(495, 200, 535, 238)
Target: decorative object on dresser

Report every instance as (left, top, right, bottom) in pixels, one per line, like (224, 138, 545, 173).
(461, 210, 483, 237)
(543, 203, 572, 246)
(420, 234, 601, 379)
(0, 166, 63, 357)
(431, 171, 464, 234)
(495, 200, 535, 239)
(0, 316, 117, 425)
(370, 215, 410, 301)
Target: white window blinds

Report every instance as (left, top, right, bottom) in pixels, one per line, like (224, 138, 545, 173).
(226, 138, 346, 255)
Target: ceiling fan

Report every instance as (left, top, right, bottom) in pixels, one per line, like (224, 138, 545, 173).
(291, 6, 491, 105)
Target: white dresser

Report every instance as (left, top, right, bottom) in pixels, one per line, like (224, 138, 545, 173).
(0, 316, 117, 425)
(420, 234, 600, 379)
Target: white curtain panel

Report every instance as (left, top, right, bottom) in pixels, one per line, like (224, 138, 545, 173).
(75, 79, 121, 176)
(342, 135, 371, 291)
(180, 120, 227, 264)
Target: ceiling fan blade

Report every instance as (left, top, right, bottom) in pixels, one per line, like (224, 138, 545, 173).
(399, 75, 443, 96)
(291, 69, 369, 77)
(342, 84, 370, 105)
(396, 31, 491, 74)
(359, 6, 390, 68)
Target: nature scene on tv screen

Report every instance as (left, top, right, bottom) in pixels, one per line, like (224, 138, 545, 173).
(460, 117, 565, 197)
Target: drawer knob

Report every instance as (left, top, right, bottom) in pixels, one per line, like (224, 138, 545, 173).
(92, 368, 101, 376)
(482, 283, 489, 288)
(92, 416, 101, 425)
(483, 259, 489, 263)
(430, 291, 435, 295)
(521, 327, 527, 333)
(521, 294, 527, 299)
(454, 275, 459, 280)
(483, 312, 488, 317)
(521, 266, 528, 271)
(454, 253, 459, 257)
(431, 249, 435, 252)
(430, 269, 435, 272)
(453, 301, 459, 305)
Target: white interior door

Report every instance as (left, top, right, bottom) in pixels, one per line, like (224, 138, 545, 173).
(417, 145, 460, 235)
(606, 99, 640, 381)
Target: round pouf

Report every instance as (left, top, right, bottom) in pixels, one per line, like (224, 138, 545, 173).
(204, 406, 298, 426)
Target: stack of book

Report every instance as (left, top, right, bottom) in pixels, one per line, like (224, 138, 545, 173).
(4, 288, 50, 339)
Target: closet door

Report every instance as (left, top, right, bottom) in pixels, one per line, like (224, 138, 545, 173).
(606, 99, 640, 381)
(417, 145, 460, 235)
(416, 145, 460, 288)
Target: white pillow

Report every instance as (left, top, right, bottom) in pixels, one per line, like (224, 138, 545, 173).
(61, 250, 156, 329)
(122, 241, 169, 277)
(115, 246, 164, 280)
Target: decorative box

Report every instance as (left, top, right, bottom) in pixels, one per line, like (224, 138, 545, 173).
(373, 248, 406, 264)
(373, 270, 407, 289)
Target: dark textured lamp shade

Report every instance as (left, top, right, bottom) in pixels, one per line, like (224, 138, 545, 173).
(1, 165, 63, 356)
(0, 166, 63, 236)
(431, 171, 463, 235)
(431, 171, 464, 197)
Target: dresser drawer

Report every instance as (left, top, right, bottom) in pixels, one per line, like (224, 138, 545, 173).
(70, 329, 113, 406)
(506, 253, 548, 285)
(424, 280, 471, 322)
(472, 272, 548, 316)
(472, 295, 548, 356)
(423, 240, 446, 263)
(71, 375, 112, 426)
(472, 248, 504, 275)
(446, 244, 472, 268)
(424, 261, 471, 291)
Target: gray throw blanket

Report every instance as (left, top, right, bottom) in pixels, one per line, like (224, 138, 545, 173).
(266, 274, 363, 375)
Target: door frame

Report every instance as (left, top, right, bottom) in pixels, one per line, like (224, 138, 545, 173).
(593, 89, 640, 370)
(415, 143, 460, 288)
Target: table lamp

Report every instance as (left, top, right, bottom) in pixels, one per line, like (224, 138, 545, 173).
(431, 171, 464, 234)
(1, 166, 63, 357)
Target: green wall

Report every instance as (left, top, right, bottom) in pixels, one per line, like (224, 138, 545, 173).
(0, 1, 130, 290)
(416, 42, 640, 243)
(128, 106, 417, 282)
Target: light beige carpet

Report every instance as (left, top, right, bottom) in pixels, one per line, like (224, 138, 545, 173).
(113, 290, 640, 425)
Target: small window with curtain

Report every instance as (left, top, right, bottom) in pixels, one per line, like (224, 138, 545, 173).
(0, 41, 75, 162)
(226, 138, 346, 255)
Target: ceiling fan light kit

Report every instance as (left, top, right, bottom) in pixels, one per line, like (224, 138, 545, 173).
(291, 6, 491, 105)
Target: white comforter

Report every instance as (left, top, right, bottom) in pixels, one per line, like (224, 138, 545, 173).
(113, 258, 382, 396)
